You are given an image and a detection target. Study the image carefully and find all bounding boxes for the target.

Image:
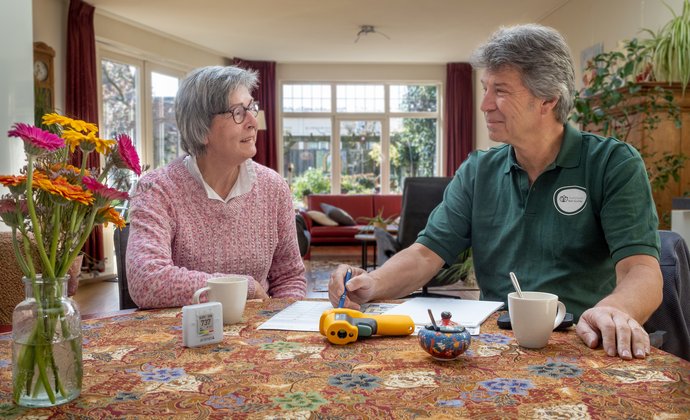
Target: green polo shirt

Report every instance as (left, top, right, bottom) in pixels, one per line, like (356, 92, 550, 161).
(417, 124, 660, 320)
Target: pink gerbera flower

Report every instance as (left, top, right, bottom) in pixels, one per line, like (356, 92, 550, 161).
(82, 176, 129, 202)
(8, 123, 64, 154)
(115, 134, 141, 176)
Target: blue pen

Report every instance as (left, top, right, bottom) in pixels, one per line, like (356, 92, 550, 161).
(337, 268, 353, 308)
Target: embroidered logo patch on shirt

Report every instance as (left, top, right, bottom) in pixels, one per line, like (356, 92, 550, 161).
(553, 186, 588, 215)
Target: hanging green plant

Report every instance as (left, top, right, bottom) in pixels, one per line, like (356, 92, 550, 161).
(571, 38, 684, 194)
(641, 0, 690, 94)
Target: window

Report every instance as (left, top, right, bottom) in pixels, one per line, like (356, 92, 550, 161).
(98, 48, 184, 171)
(100, 57, 141, 151)
(150, 72, 180, 168)
(281, 82, 440, 199)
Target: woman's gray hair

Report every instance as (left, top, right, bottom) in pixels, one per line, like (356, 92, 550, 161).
(175, 66, 259, 156)
(470, 24, 575, 123)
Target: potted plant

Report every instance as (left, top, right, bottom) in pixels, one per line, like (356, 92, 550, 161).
(641, 0, 690, 95)
(0, 113, 141, 407)
(571, 36, 687, 226)
(358, 208, 398, 230)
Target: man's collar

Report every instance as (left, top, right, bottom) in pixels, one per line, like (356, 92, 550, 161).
(503, 123, 581, 173)
(554, 123, 582, 169)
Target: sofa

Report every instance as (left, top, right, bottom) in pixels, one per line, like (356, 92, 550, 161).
(300, 194, 402, 250)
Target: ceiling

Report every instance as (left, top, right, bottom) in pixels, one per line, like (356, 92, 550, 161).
(88, 0, 571, 63)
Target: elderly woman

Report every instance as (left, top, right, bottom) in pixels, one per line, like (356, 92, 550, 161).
(127, 66, 306, 308)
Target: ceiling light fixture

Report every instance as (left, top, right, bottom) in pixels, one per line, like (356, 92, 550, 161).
(355, 25, 390, 43)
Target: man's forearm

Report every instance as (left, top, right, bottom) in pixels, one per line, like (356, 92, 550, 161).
(368, 243, 445, 300)
(597, 258, 662, 323)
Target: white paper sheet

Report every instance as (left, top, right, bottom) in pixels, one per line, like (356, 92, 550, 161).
(256, 299, 502, 334)
(256, 301, 399, 332)
(383, 297, 504, 328)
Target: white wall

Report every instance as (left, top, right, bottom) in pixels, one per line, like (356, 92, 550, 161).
(0, 0, 34, 233)
(474, 0, 684, 152)
(94, 11, 227, 71)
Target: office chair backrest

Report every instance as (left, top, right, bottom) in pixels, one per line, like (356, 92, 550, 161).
(644, 230, 690, 361)
(397, 177, 453, 249)
(113, 224, 138, 310)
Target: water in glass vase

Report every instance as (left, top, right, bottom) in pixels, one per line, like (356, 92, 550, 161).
(12, 276, 83, 407)
(12, 336, 83, 407)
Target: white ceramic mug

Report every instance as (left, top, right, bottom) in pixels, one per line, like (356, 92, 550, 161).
(192, 276, 248, 324)
(508, 291, 566, 349)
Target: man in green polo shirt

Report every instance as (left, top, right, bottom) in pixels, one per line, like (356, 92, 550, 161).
(328, 24, 663, 361)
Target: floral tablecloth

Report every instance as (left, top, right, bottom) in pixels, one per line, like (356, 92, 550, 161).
(1, 299, 689, 418)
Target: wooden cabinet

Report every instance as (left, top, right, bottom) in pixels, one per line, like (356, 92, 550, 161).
(602, 84, 690, 228)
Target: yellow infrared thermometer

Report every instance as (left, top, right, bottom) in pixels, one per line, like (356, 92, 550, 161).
(319, 308, 415, 345)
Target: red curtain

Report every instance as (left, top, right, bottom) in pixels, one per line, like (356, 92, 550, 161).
(233, 58, 277, 170)
(66, 0, 103, 270)
(445, 63, 474, 176)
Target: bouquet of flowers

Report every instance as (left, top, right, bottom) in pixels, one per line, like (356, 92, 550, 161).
(0, 113, 141, 406)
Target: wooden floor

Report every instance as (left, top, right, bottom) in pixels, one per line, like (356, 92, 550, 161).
(73, 280, 120, 315)
(73, 245, 479, 316)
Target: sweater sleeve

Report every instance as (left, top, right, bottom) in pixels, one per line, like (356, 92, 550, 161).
(265, 180, 307, 299)
(126, 175, 225, 308)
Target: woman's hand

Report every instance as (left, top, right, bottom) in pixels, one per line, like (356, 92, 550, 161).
(251, 280, 270, 300)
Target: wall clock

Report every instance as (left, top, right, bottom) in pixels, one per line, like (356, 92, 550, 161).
(33, 42, 55, 119)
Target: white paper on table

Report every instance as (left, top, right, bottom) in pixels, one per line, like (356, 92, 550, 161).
(256, 301, 399, 332)
(383, 297, 504, 331)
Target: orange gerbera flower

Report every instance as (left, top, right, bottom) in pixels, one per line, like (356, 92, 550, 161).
(32, 171, 94, 206)
(98, 206, 126, 229)
(42, 113, 98, 134)
(0, 174, 27, 187)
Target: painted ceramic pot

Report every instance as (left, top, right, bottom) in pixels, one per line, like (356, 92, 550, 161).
(418, 311, 471, 361)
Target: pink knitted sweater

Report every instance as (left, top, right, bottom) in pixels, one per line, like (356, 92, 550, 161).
(126, 157, 306, 308)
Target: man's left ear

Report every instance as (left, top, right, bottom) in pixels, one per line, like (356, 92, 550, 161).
(540, 98, 558, 115)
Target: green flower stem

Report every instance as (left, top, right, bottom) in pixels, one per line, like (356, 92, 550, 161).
(25, 157, 55, 280)
(97, 161, 114, 184)
(48, 206, 61, 268)
(18, 286, 56, 404)
(13, 328, 36, 401)
(60, 208, 98, 278)
(57, 206, 87, 277)
(10, 228, 31, 277)
(16, 212, 35, 277)
(80, 151, 89, 173)
(20, 232, 36, 278)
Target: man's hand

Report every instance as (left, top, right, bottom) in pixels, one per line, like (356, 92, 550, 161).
(327, 264, 371, 309)
(576, 306, 650, 360)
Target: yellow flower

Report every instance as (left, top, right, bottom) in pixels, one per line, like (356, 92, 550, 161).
(42, 113, 98, 133)
(61, 129, 117, 154)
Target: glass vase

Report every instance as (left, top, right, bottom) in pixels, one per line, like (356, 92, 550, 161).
(12, 275, 83, 407)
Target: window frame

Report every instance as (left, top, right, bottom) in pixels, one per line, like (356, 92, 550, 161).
(279, 81, 443, 194)
(96, 44, 187, 170)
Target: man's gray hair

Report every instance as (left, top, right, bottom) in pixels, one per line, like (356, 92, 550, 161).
(175, 66, 259, 157)
(470, 24, 575, 123)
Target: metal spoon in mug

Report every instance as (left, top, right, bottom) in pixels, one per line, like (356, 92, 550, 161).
(509, 272, 524, 298)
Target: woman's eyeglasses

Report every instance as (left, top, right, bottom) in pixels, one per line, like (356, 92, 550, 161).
(215, 101, 260, 124)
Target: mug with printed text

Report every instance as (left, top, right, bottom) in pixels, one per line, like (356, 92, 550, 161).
(192, 276, 248, 324)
